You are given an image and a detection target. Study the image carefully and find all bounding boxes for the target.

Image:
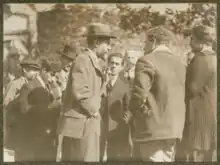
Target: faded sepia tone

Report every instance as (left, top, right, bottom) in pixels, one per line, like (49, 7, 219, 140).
(3, 3, 217, 162)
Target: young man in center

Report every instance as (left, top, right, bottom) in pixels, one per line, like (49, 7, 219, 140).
(102, 50, 132, 161)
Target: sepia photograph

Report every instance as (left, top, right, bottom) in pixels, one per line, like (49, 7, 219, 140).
(3, 3, 217, 162)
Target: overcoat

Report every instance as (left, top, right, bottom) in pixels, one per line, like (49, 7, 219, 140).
(130, 49, 186, 142)
(57, 48, 104, 139)
(12, 75, 55, 161)
(183, 49, 217, 151)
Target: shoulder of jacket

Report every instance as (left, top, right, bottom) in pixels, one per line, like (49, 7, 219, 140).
(137, 54, 155, 69)
(75, 51, 91, 63)
(21, 82, 31, 91)
(195, 51, 206, 56)
(119, 75, 129, 86)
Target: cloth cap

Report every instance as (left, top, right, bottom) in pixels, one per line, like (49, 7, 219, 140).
(20, 56, 41, 70)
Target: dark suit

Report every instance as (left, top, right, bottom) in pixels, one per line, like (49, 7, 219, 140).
(12, 75, 55, 161)
(57, 49, 105, 162)
(101, 76, 132, 161)
(182, 49, 217, 161)
(130, 49, 186, 161)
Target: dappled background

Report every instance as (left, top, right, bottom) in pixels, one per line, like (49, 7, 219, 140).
(3, 3, 217, 77)
(37, 4, 216, 57)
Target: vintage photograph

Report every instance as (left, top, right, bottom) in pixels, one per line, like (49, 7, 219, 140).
(3, 3, 217, 162)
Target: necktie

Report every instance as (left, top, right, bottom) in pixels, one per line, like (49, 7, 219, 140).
(107, 81, 113, 93)
(127, 71, 131, 81)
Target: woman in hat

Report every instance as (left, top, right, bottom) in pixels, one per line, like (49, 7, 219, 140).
(183, 24, 217, 162)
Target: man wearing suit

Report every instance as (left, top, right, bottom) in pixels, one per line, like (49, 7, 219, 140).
(130, 26, 186, 162)
(182, 25, 217, 162)
(101, 51, 132, 161)
(12, 56, 55, 161)
(57, 23, 114, 162)
(121, 46, 144, 85)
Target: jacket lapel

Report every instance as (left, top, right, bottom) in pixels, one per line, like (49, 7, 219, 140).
(85, 50, 103, 77)
(86, 50, 104, 85)
(107, 77, 123, 106)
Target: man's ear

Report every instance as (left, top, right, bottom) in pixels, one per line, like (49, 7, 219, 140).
(94, 39, 99, 48)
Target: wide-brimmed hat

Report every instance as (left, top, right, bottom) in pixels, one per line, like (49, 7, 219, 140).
(20, 56, 41, 70)
(86, 23, 116, 39)
(58, 45, 78, 61)
(191, 24, 216, 43)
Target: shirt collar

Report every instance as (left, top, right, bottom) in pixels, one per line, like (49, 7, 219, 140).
(152, 44, 173, 54)
(201, 45, 215, 54)
(109, 75, 118, 86)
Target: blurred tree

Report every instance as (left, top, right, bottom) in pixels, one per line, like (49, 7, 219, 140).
(38, 3, 216, 60)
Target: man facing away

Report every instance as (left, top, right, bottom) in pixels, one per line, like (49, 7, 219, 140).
(56, 23, 114, 162)
(130, 26, 186, 162)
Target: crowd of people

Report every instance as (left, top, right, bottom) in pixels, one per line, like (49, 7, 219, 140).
(3, 22, 217, 162)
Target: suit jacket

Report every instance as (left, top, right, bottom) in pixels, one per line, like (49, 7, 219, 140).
(183, 49, 217, 151)
(57, 49, 105, 139)
(102, 76, 132, 140)
(130, 49, 186, 142)
(11, 75, 52, 149)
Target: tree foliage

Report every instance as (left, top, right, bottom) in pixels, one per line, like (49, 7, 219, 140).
(38, 3, 216, 58)
(117, 3, 216, 35)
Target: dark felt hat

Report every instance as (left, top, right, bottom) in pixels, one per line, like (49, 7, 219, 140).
(86, 23, 116, 39)
(58, 45, 78, 60)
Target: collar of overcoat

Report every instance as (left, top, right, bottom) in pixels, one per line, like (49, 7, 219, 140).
(85, 48, 104, 77)
(152, 44, 174, 55)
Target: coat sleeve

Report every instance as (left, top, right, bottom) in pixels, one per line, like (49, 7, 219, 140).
(123, 91, 132, 123)
(129, 57, 155, 115)
(18, 84, 32, 114)
(71, 56, 100, 117)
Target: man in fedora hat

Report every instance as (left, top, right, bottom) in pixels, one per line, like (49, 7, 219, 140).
(10, 56, 56, 161)
(57, 45, 78, 93)
(57, 22, 115, 162)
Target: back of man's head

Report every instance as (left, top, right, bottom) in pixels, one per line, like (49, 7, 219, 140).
(145, 26, 182, 56)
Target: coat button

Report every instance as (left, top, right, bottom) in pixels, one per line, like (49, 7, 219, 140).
(46, 129, 51, 134)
